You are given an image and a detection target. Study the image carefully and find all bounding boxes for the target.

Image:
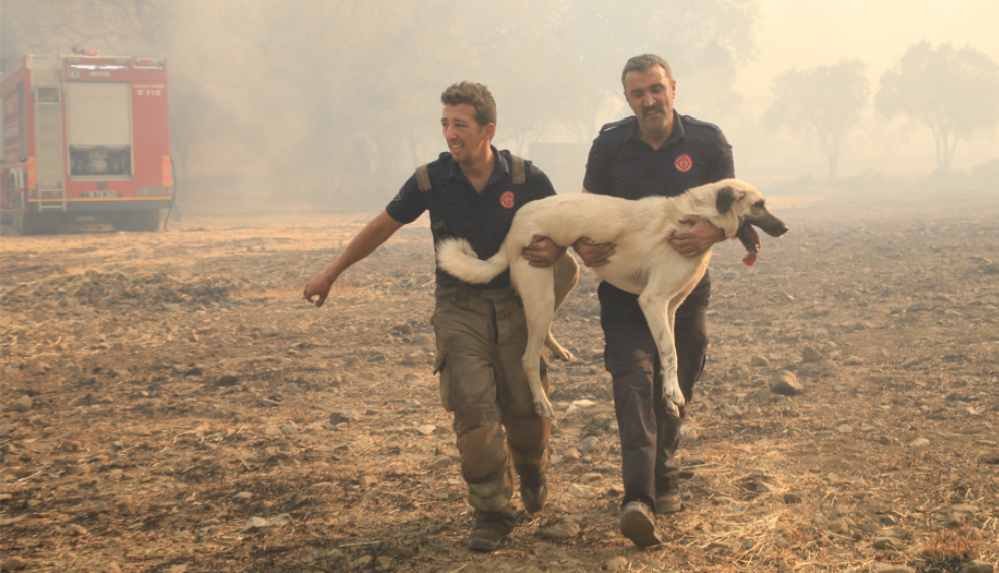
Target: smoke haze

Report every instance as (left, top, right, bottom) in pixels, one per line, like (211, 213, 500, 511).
(2, 0, 997, 212)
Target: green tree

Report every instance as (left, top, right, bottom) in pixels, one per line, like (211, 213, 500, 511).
(764, 60, 868, 179)
(877, 42, 999, 172)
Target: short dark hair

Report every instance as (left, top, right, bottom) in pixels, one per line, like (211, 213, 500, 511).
(440, 82, 497, 126)
(621, 54, 674, 86)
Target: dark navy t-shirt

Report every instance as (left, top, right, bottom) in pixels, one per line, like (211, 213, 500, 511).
(583, 112, 734, 199)
(386, 148, 556, 289)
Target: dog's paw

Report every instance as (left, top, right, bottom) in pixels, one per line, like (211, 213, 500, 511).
(663, 381, 686, 415)
(534, 397, 556, 419)
(550, 346, 576, 362)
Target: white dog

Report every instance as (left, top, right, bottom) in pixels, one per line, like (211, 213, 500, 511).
(437, 178, 788, 418)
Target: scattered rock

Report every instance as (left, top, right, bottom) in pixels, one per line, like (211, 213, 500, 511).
(351, 556, 373, 569)
(909, 437, 930, 448)
(537, 517, 580, 541)
(783, 493, 802, 504)
(416, 424, 437, 436)
(960, 561, 993, 573)
(750, 355, 770, 368)
(603, 556, 629, 571)
(579, 436, 601, 454)
(244, 513, 290, 530)
(980, 452, 999, 465)
(870, 565, 914, 573)
(801, 346, 823, 362)
(872, 536, 903, 550)
(234, 491, 254, 501)
(562, 448, 581, 461)
(213, 374, 240, 387)
(837, 424, 853, 433)
(0, 557, 29, 571)
(245, 516, 269, 529)
(11, 395, 33, 412)
(328, 410, 358, 426)
(770, 371, 803, 396)
(565, 399, 598, 415)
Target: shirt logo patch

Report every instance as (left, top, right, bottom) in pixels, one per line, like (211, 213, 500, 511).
(674, 153, 693, 173)
(499, 190, 515, 209)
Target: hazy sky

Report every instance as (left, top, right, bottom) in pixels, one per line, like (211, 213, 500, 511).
(739, 0, 999, 107)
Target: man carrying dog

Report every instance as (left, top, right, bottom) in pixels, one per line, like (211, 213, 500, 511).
(303, 82, 570, 552)
(578, 54, 738, 546)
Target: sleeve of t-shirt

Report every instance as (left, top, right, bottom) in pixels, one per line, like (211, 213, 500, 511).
(706, 129, 735, 181)
(384, 174, 427, 224)
(582, 136, 612, 195)
(527, 164, 557, 199)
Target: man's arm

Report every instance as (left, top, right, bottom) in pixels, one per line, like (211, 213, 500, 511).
(303, 210, 404, 306)
(668, 131, 734, 257)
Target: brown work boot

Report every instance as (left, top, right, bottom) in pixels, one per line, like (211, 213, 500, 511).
(467, 510, 516, 552)
(619, 501, 663, 548)
(519, 468, 547, 514)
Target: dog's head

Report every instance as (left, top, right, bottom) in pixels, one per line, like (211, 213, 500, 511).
(697, 179, 788, 265)
(713, 180, 789, 239)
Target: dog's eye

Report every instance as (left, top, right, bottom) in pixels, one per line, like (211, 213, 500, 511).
(753, 200, 765, 209)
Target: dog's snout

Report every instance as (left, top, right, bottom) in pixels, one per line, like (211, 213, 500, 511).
(757, 216, 788, 237)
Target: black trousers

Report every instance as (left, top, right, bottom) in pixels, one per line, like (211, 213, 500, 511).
(599, 274, 710, 512)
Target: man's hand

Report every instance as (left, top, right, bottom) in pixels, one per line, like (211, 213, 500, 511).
(572, 236, 615, 267)
(668, 216, 725, 258)
(303, 271, 336, 307)
(522, 235, 566, 268)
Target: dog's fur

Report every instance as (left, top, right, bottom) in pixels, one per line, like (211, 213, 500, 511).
(438, 178, 788, 418)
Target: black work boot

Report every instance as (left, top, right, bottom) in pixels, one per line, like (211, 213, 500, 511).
(467, 510, 516, 552)
(619, 500, 663, 548)
(655, 486, 684, 514)
(519, 467, 548, 514)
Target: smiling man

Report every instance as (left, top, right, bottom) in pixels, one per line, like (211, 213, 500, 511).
(304, 82, 568, 552)
(577, 54, 739, 547)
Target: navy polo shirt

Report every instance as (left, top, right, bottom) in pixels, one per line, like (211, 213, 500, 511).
(386, 147, 556, 289)
(583, 111, 734, 199)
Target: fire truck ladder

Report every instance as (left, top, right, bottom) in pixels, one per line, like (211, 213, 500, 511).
(33, 84, 68, 212)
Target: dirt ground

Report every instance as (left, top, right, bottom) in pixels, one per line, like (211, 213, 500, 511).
(1, 191, 997, 573)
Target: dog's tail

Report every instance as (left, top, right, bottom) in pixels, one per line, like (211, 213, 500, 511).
(437, 238, 510, 284)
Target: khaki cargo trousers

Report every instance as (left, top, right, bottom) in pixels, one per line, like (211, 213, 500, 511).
(432, 284, 551, 512)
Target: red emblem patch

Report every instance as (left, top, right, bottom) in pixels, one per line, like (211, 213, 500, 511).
(499, 191, 515, 209)
(674, 153, 693, 173)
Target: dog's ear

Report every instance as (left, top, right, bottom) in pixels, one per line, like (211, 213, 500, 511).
(716, 186, 740, 214)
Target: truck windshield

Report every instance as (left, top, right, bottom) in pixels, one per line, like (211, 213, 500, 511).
(66, 82, 132, 177)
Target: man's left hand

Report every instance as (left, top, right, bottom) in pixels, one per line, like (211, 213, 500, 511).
(668, 217, 725, 257)
(522, 235, 566, 267)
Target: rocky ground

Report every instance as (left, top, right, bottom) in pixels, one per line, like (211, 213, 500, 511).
(1, 191, 997, 573)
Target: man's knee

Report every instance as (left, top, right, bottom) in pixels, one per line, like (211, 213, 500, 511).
(605, 343, 658, 380)
(456, 417, 508, 483)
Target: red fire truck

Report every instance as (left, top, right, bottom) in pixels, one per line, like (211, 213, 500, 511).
(0, 54, 173, 234)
